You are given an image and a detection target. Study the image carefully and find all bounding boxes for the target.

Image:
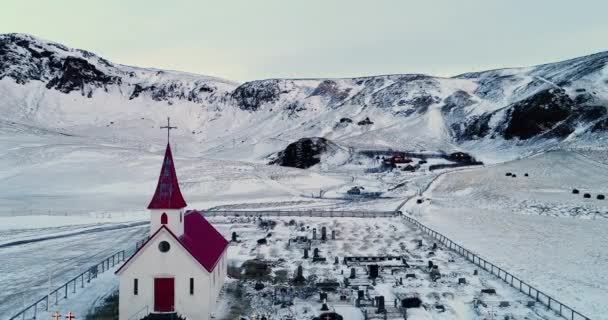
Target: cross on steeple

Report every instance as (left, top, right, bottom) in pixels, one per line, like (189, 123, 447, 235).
(65, 312, 75, 320)
(52, 312, 61, 320)
(160, 117, 177, 144)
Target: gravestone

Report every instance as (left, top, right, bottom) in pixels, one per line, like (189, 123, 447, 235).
(369, 265, 379, 279)
(376, 296, 385, 313)
(417, 240, 423, 247)
(428, 261, 434, 269)
(458, 277, 467, 285)
(350, 268, 356, 279)
(331, 230, 336, 240)
(432, 243, 438, 250)
(405, 273, 416, 279)
(430, 266, 441, 281)
(334, 257, 339, 264)
(231, 231, 238, 242)
(402, 297, 422, 309)
(358, 290, 364, 300)
(321, 226, 327, 241)
(313, 228, 317, 240)
(473, 269, 478, 276)
(481, 288, 497, 295)
(320, 292, 328, 302)
(313, 248, 320, 258)
(294, 265, 305, 284)
(321, 302, 329, 311)
(304, 248, 309, 259)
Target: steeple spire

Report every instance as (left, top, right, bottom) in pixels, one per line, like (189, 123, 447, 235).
(147, 120, 187, 210)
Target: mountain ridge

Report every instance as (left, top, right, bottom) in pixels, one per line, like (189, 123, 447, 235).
(1, 32, 607, 161)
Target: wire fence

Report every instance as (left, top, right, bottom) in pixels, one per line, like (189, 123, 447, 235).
(401, 212, 592, 320)
(202, 210, 399, 218)
(9, 250, 126, 320)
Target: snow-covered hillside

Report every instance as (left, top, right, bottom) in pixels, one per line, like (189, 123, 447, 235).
(2, 33, 608, 162)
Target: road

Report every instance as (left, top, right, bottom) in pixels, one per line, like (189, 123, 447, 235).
(0, 224, 148, 318)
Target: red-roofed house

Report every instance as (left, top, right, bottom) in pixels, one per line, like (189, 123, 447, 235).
(116, 142, 228, 320)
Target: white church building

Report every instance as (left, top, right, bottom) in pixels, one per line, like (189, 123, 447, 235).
(116, 140, 228, 320)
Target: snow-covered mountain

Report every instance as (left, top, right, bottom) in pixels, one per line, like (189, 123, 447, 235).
(1, 33, 607, 161)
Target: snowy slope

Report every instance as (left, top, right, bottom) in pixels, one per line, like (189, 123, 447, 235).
(2, 33, 608, 163)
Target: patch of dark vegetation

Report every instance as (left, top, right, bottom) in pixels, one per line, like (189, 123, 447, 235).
(241, 259, 273, 280)
(85, 292, 118, 320)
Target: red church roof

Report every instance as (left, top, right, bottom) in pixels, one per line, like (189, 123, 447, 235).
(116, 211, 228, 274)
(179, 210, 229, 272)
(147, 143, 187, 209)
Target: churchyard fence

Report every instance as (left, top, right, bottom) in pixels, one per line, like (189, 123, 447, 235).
(203, 210, 398, 218)
(9, 251, 125, 320)
(401, 212, 592, 320)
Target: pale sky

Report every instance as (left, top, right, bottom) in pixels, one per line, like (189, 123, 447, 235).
(1, 0, 607, 82)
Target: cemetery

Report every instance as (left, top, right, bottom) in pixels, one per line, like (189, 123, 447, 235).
(210, 216, 557, 319)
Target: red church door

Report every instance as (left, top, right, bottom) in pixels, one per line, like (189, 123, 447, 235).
(154, 278, 174, 312)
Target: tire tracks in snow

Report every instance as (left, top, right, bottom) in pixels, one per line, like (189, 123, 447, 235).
(0, 221, 148, 249)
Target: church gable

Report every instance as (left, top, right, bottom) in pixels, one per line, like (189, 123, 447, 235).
(116, 226, 209, 276)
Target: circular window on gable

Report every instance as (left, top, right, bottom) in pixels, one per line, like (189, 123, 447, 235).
(158, 241, 170, 253)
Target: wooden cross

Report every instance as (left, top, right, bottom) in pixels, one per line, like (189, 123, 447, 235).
(160, 117, 177, 143)
(65, 311, 75, 320)
(323, 314, 333, 320)
(52, 312, 61, 320)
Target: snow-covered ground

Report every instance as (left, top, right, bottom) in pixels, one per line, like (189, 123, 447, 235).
(0, 222, 147, 318)
(405, 151, 608, 318)
(209, 216, 557, 320)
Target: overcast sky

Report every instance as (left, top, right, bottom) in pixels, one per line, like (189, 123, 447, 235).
(1, 0, 607, 82)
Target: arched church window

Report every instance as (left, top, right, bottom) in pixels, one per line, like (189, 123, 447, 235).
(161, 213, 168, 225)
(158, 241, 170, 252)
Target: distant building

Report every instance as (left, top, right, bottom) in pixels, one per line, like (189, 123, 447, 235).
(116, 142, 228, 320)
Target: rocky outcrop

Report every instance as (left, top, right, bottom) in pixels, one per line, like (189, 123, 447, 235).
(270, 137, 333, 169)
(231, 80, 282, 111)
(502, 89, 575, 140)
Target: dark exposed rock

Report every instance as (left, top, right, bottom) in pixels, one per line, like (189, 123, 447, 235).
(357, 117, 374, 126)
(231, 80, 282, 111)
(452, 113, 492, 141)
(503, 89, 575, 140)
(46, 56, 120, 95)
(309, 80, 351, 105)
(270, 137, 334, 169)
(442, 90, 475, 113)
(591, 117, 608, 132)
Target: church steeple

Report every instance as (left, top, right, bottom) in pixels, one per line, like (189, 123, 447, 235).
(148, 118, 187, 210)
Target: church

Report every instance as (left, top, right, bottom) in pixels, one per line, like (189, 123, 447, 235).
(116, 131, 228, 320)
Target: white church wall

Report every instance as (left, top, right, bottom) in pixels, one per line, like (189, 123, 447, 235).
(149, 209, 184, 237)
(119, 230, 214, 320)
